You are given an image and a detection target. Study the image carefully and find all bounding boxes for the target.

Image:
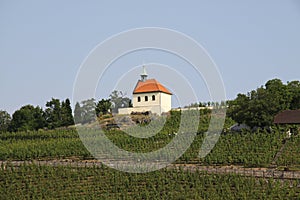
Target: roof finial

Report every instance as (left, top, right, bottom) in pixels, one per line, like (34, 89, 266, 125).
(140, 65, 148, 82)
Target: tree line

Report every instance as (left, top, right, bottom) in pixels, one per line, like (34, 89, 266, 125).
(0, 98, 74, 132)
(1, 79, 299, 132)
(227, 79, 300, 128)
(74, 90, 131, 124)
(0, 90, 132, 132)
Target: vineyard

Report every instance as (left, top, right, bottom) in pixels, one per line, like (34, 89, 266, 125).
(0, 111, 300, 199)
(1, 163, 299, 199)
(0, 127, 298, 169)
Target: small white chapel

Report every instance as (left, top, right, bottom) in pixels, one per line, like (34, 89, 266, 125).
(118, 66, 172, 115)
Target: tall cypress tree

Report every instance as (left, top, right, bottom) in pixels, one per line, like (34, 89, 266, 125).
(74, 102, 83, 124)
(61, 98, 74, 126)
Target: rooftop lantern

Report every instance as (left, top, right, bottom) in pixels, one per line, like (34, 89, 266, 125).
(140, 66, 148, 82)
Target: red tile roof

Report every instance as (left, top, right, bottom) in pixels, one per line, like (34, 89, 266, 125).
(133, 79, 172, 95)
(273, 110, 300, 124)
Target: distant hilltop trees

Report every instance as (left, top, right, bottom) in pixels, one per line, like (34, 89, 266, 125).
(227, 79, 300, 128)
(0, 79, 299, 133)
(0, 90, 132, 132)
(4, 98, 74, 132)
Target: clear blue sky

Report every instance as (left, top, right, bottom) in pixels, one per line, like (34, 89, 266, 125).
(1, 1, 300, 114)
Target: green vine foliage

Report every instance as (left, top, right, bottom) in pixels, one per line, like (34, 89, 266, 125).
(0, 164, 299, 199)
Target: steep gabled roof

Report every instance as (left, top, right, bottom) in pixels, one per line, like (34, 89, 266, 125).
(274, 110, 300, 124)
(133, 79, 172, 95)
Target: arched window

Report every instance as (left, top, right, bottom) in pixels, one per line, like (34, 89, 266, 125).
(145, 96, 148, 101)
(152, 95, 155, 101)
(137, 96, 141, 102)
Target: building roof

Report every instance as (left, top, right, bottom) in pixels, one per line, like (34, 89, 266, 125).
(133, 79, 172, 95)
(273, 110, 300, 124)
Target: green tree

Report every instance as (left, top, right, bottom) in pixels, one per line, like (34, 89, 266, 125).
(80, 98, 96, 124)
(0, 110, 11, 132)
(95, 99, 111, 116)
(44, 98, 62, 129)
(227, 93, 250, 125)
(61, 98, 74, 126)
(44, 98, 74, 128)
(74, 102, 83, 124)
(109, 90, 132, 113)
(287, 81, 300, 110)
(247, 87, 277, 127)
(228, 78, 300, 128)
(10, 105, 45, 132)
(265, 79, 289, 111)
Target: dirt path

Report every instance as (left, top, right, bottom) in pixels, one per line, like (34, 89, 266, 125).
(270, 136, 289, 168)
(1, 159, 300, 180)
